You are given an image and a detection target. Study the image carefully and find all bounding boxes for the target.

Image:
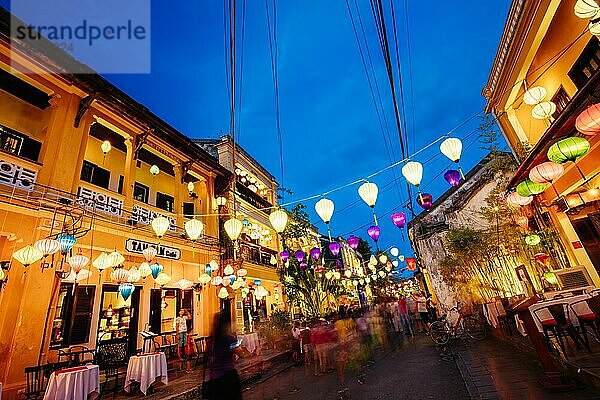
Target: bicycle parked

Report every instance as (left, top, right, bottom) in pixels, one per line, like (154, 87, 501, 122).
(429, 304, 486, 345)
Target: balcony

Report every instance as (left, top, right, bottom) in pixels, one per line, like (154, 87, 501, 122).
(222, 239, 277, 268)
(235, 181, 272, 211)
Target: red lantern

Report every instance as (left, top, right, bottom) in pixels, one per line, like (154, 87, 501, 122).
(576, 103, 600, 135)
(406, 257, 417, 271)
(534, 252, 549, 266)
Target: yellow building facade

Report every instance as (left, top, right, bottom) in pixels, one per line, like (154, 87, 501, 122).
(484, 0, 600, 287)
(0, 12, 235, 398)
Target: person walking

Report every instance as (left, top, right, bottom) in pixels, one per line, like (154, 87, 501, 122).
(398, 295, 413, 336)
(416, 293, 431, 331)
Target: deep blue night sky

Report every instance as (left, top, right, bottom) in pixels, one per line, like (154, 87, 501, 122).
(6, 1, 511, 276)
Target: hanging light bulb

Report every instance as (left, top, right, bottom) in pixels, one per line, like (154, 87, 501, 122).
(224, 218, 243, 241)
(101, 140, 112, 155)
(269, 209, 288, 233)
(13, 245, 43, 267)
(315, 198, 335, 224)
(56, 234, 76, 255)
(142, 247, 157, 262)
(402, 161, 423, 187)
(108, 251, 125, 267)
(34, 238, 60, 257)
(68, 254, 89, 274)
(185, 218, 204, 241)
(155, 272, 171, 286)
(152, 216, 170, 238)
(150, 165, 160, 176)
(358, 182, 378, 207)
(93, 252, 112, 271)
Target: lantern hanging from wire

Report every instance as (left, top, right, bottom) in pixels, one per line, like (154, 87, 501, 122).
(391, 212, 406, 229)
(516, 216, 530, 231)
(209, 260, 219, 271)
(143, 247, 157, 262)
(56, 234, 76, 255)
(444, 170, 461, 187)
(128, 266, 141, 283)
(358, 182, 378, 207)
(329, 242, 341, 257)
(175, 279, 194, 290)
(531, 101, 556, 119)
(109, 251, 125, 267)
(152, 216, 170, 239)
(347, 236, 360, 250)
(406, 257, 417, 271)
(211, 276, 223, 286)
(294, 250, 305, 263)
(111, 268, 130, 283)
(310, 247, 321, 260)
(119, 282, 135, 300)
(315, 198, 334, 224)
(224, 218, 243, 241)
(523, 86, 547, 105)
(93, 252, 112, 271)
(270, 255, 277, 265)
(367, 226, 380, 243)
(269, 209, 288, 233)
(525, 233, 541, 246)
(149, 165, 160, 176)
(529, 162, 564, 184)
(279, 251, 290, 262)
(13, 245, 43, 267)
(547, 137, 590, 180)
(150, 262, 163, 279)
(68, 254, 89, 274)
(576, 103, 600, 135)
(299, 262, 309, 270)
(139, 262, 152, 278)
(198, 273, 212, 285)
(224, 264, 234, 275)
(574, 0, 600, 19)
(184, 218, 204, 241)
(379, 254, 388, 264)
(390, 247, 399, 257)
(34, 238, 60, 258)
(417, 193, 433, 210)
(402, 161, 423, 187)
(505, 192, 533, 207)
(516, 179, 547, 197)
(155, 272, 171, 286)
(101, 140, 111, 155)
(237, 268, 247, 277)
(440, 138, 465, 178)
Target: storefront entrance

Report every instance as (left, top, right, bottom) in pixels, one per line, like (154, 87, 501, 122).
(97, 285, 140, 356)
(149, 288, 193, 335)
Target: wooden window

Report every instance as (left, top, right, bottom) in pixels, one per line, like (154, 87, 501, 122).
(156, 192, 174, 213)
(551, 86, 570, 119)
(182, 202, 194, 219)
(569, 38, 600, 89)
(0, 124, 42, 162)
(50, 284, 96, 348)
(80, 160, 110, 189)
(149, 288, 193, 334)
(133, 182, 149, 203)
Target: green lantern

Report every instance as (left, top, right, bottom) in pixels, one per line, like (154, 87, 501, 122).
(516, 179, 547, 197)
(525, 233, 541, 246)
(547, 137, 590, 163)
(544, 271, 559, 285)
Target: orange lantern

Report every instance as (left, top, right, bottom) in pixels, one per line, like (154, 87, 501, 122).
(576, 103, 600, 135)
(515, 216, 529, 230)
(406, 257, 417, 271)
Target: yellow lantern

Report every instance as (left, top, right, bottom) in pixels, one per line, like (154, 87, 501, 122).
(109, 251, 125, 267)
(440, 138, 463, 162)
(532, 101, 556, 120)
(269, 209, 288, 233)
(210, 260, 219, 271)
(101, 140, 112, 155)
(315, 198, 335, 224)
(325, 271, 333, 280)
(378, 254, 388, 264)
(358, 182, 378, 207)
(218, 287, 229, 299)
(0, 268, 5, 281)
(139, 262, 152, 277)
(155, 272, 171, 286)
(216, 196, 227, 206)
(575, 0, 600, 19)
(224, 218, 243, 241)
(184, 218, 204, 241)
(523, 86, 547, 105)
(402, 161, 423, 186)
(93, 252, 112, 271)
(13, 245, 43, 267)
(345, 270, 352, 278)
(333, 271, 341, 280)
(198, 273, 212, 285)
(152, 216, 170, 238)
(270, 255, 277, 265)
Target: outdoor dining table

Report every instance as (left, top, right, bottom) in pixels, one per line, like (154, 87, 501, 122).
(124, 352, 168, 396)
(43, 364, 100, 400)
(239, 332, 260, 354)
(528, 294, 593, 332)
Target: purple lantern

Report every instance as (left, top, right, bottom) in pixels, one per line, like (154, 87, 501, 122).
(329, 242, 341, 256)
(417, 193, 433, 211)
(300, 262, 309, 270)
(444, 170, 461, 187)
(280, 251, 290, 262)
(295, 250, 305, 262)
(391, 212, 406, 229)
(367, 226, 380, 242)
(310, 247, 321, 260)
(347, 236, 360, 250)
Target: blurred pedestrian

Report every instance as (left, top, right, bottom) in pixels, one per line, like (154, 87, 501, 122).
(398, 295, 413, 336)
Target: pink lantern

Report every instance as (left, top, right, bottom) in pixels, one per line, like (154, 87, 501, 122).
(417, 193, 433, 210)
(391, 212, 406, 229)
(367, 226, 380, 242)
(529, 162, 564, 184)
(68, 254, 89, 274)
(505, 192, 533, 207)
(576, 103, 600, 135)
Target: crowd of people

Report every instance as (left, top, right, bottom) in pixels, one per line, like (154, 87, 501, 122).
(291, 292, 438, 396)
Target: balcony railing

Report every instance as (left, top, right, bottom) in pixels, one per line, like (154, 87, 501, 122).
(222, 239, 277, 268)
(236, 182, 272, 211)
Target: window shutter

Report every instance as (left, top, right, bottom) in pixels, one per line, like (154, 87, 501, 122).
(149, 289, 162, 334)
(181, 289, 194, 330)
(69, 286, 96, 345)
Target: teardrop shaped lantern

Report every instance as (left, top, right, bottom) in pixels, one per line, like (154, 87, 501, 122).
(347, 236, 360, 250)
(516, 179, 547, 197)
(128, 266, 141, 283)
(440, 138, 463, 162)
(118, 282, 135, 300)
(155, 272, 171, 286)
(218, 287, 229, 299)
(402, 161, 423, 187)
(391, 212, 406, 229)
(34, 238, 60, 257)
(143, 246, 157, 262)
(329, 242, 341, 256)
(56, 234, 76, 255)
(417, 193, 433, 210)
(150, 262, 163, 279)
(294, 250, 305, 262)
(111, 268, 130, 284)
(224, 218, 243, 241)
(68, 254, 89, 274)
(139, 262, 152, 277)
(279, 251, 290, 262)
(367, 226, 381, 242)
(358, 182, 378, 207)
(13, 245, 43, 267)
(315, 198, 335, 224)
(576, 103, 600, 135)
(444, 170, 461, 187)
(516, 216, 530, 230)
(185, 218, 204, 241)
(109, 251, 125, 267)
(547, 137, 590, 163)
(310, 247, 321, 260)
(529, 162, 564, 184)
(152, 216, 170, 238)
(269, 209, 288, 233)
(505, 192, 533, 207)
(93, 252, 112, 271)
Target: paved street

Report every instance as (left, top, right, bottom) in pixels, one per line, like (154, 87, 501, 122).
(243, 336, 600, 400)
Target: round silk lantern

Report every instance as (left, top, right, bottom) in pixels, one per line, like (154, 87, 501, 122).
(347, 236, 360, 250)
(299, 262, 308, 270)
(329, 242, 341, 256)
(391, 212, 406, 229)
(547, 137, 590, 163)
(295, 250, 305, 262)
(417, 193, 433, 210)
(529, 162, 564, 184)
(516, 179, 547, 197)
(506, 192, 533, 207)
(367, 226, 380, 242)
(576, 103, 600, 135)
(515, 216, 529, 230)
(444, 170, 461, 187)
(525, 234, 541, 246)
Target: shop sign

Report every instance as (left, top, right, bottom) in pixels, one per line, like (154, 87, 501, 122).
(125, 238, 180, 260)
(77, 186, 123, 217)
(0, 160, 38, 192)
(132, 205, 177, 232)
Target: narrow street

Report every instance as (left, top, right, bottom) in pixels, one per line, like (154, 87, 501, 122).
(243, 336, 600, 400)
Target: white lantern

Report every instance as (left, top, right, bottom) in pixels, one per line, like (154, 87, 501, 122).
(358, 182, 378, 207)
(505, 192, 533, 207)
(93, 252, 112, 271)
(378, 270, 386, 278)
(392, 260, 399, 268)
(590, 19, 600, 36)
(198, 273, 212, 285)
(187, 181, 195, 192)
(209, 260, 219, 271)
(128, 266, 141, 283)
(12, 245, 43, 267)
(333, 271, 341, 280)
(34, 238, 60, 257)
(224, 218, 243, 241)
(402, 161, 423, 186)
(440, 138, 463, 162)
(390, 247, 399, 257)
(109, 251, 125, 267)
(101, 140, 112, 154)
(325, 271, 333, 280)
(224, 264, 234, 275)
(185, 218, 204, 241)
(269, 209, 288, 233)
(345, 270, 352, 278)
(152, 216, 170, 238)
(68, 254, 89, 274)
(211, 276, 223, 286)
(143, 247, 157, 262)
(222, 276, 230, 287)
(139, 262, 152, 277)
(575, 0, 600, 19)
(155, 272, 171, 286)
(529, 162, 564, 184)
(315, 198, 335, 224)
(237, 268, 248, 277)
(218, 287, 229, 299)
(270, 255, 277, 265)
(0, 268, 4, 281)
(111, 268, 130, 283)
(523, 86, 547, 105)
(378, 254, 388, 264)
(175, 279, 194, 290)
(532, 101, 556, 120)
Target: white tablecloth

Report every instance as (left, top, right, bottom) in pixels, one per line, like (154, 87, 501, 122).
(528, 294, 593, 332)
(239, 333, 260, 354)
(43, 365, 99, 400)
(124, 352, 168, 395)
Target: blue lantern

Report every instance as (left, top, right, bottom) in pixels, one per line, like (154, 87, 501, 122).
(118, 282, 135, 300)
(205, 264, 212, 275)
(56, 234, 76, 254)
(254, 279, 261, 286)
(150, 262, 163, 279)
(230, 276, 236, 284)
